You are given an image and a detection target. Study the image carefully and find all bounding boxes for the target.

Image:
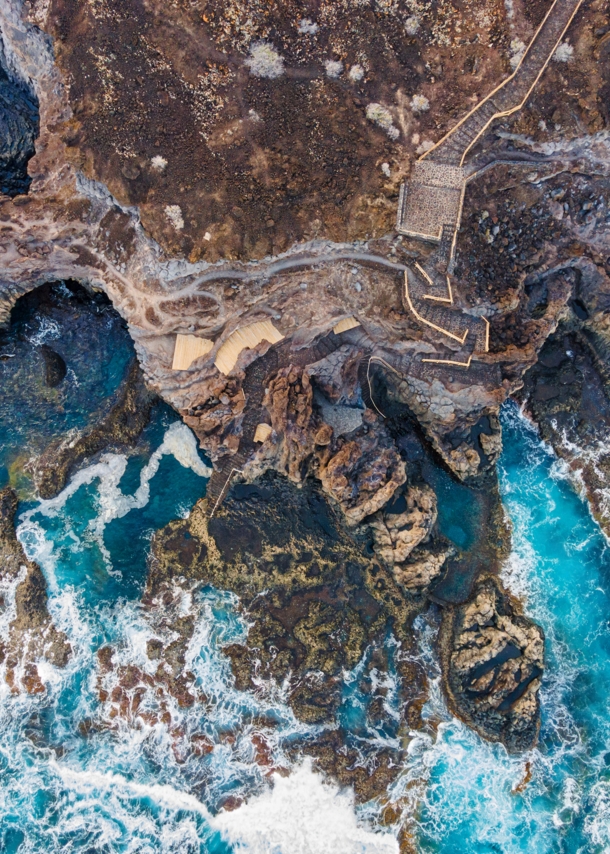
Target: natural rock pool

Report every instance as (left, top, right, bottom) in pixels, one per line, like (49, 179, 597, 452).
(1, 368, 610, 853)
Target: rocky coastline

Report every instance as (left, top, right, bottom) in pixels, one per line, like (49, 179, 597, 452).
(32, 355, 156, 499)
(2, 0, 610, 821)
(0, 487, 70, 694)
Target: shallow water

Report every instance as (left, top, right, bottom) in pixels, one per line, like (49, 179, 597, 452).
(2, 388, 610, 851)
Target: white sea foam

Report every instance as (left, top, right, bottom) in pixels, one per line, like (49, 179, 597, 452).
(5, 403, 610, 853)
(585, 779, 610, 849)
(214, 759, 399, 854)
(17, 421, 211, 574)
(54, 764, 214, 818)
(26, 315, 61, 345)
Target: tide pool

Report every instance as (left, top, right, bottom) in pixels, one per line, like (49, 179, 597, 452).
(1, 400, 610, 852)
(0, 282, 135, 493)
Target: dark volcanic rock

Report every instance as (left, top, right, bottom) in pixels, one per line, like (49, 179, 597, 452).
(441, 577, 544, 752)
(0, 487, 71, 691)
(0, 44, 39, 197)
(149, 473, 428, 799)
(42, 0, 511, 260)
(517, 261, 610, 536)
(40, 344, 67, 387)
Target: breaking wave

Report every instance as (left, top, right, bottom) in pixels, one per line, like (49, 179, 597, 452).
(2, 402, 610, 852)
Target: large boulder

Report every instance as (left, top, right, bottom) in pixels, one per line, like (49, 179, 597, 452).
(443, 577, 544, 752)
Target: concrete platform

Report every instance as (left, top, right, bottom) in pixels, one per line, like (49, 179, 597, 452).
(396, 161, 467, 243)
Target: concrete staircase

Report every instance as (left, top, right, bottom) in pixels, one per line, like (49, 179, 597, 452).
(404, 263, 488, 361)
(427, 98, 499, 166)
(425, 0, 584, 166)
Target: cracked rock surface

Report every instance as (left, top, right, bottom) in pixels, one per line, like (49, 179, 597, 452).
(442, 578, 544, 752)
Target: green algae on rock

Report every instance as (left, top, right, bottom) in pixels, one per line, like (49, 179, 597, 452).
(148, 472, 429, 799)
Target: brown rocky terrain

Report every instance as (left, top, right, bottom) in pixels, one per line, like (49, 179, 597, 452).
(40, 0, 518, 261)
(1, 0, 610, 805)
(0, 487, 71, 694)
(440, 577, 544, 752)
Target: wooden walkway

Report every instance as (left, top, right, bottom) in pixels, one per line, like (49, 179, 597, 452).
(423, 0, 585, 168)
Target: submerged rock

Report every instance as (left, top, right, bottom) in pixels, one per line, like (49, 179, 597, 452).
(40, 344, 66, 387)
(32, 356, 155, 499)
(441, 577, 544, 752)
(149, 473, 429, 800)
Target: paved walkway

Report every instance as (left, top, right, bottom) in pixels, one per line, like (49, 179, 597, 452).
(397, 0, 584, 368)
(203, 0, 585, 512)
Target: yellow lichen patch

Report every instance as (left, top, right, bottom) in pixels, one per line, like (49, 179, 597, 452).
(172, 334, 214, 370)
(333, 316, 361, 335)
(253, 423, 273, 443)
(214, 321, 284, 375)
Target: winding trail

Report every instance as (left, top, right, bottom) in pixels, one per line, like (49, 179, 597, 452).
(184, 0, 586, 512)
(397, 0, 584, 369)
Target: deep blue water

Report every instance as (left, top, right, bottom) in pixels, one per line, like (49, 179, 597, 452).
(0, 282, 135, 494)
(405, 402, 610, 854)
(2, 397, 610, 852)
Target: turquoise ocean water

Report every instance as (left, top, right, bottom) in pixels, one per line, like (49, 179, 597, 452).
(2, 372, 610, 851)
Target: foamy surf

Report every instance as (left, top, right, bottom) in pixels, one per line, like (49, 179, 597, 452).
(2, 401, 610, 853)
(16, 419, 211, 585)
(19, 421, 211, 528)
(214, 760, 399, 854)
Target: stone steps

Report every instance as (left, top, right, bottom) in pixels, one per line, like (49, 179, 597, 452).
(427, 0, 583, 166)
(405, 264, 490, 363)
(427, 99, 499, 165)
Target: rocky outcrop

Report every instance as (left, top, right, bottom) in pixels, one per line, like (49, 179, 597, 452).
(0, 488, 71, 693)
(369, 483, 450, 591)
(40, 343, 66, 387)
(317, 416, 406, 525)
(442, 578, 544, 752)
(517, 260, 610, 538)
(146, 473, 430, 801)
(370, 484, 437, 566)
(0, 39, 38, 196)
(262, 365, 317, 482)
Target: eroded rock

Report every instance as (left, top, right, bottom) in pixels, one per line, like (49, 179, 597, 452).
(442, 577, 544, 752)
(317, 417, 406, 525)
(147, 473, 430, 800)
(0, 41, 38, 197)
(370, 484, 437, 566)
(40, 344, 66, 387)
(0, 487, 71, 693)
